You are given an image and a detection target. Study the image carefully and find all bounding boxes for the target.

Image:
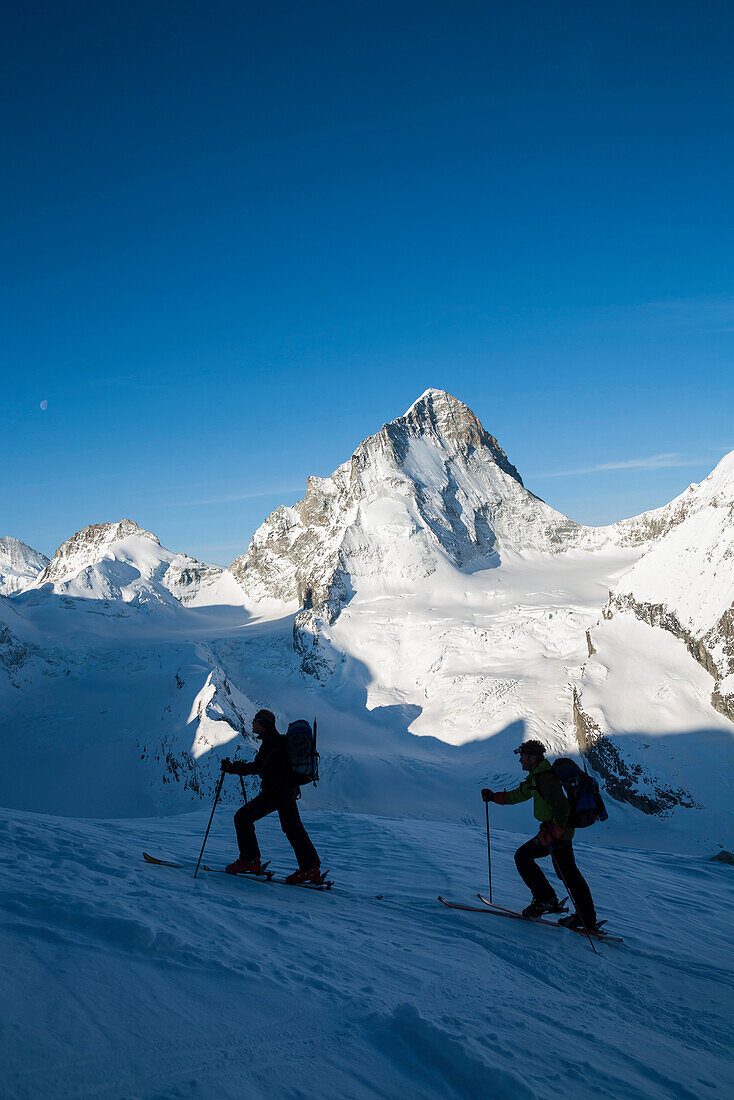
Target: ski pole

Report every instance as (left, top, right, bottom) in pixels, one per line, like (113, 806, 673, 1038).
(233, 742, 248, 804)
(485, 799, 493, 904)
(194, 770, 225, 879)
(549, 843, 598, 956)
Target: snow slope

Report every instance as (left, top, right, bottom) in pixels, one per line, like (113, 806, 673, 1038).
(1, 805, 732, 1099)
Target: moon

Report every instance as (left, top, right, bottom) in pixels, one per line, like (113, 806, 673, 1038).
(40, 400, 48, 411)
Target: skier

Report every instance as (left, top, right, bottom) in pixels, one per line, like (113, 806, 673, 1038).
(220, 708, 322, 885)
(481, 739, 600, 931)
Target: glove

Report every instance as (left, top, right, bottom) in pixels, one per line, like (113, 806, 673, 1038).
(538, 823, 564, 846)
(220, 758, 233, 773)
(481, 789, 506, 804)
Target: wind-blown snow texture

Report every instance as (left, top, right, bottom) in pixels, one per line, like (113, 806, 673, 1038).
(2, 807, 732, 1099)
(1, 389, 733, 1096)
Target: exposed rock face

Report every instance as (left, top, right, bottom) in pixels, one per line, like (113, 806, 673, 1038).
(162, 560, 225, 604)
(572, 688, 700, 816)
(0, 537, 49, 595)
(608, 594, 719, 677)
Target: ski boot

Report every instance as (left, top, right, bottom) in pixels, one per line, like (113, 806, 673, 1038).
(285, 865, 322, 885)
(225, 858, 264, 876)
(558, 912, 604, 934)
(522, 897, 567, 919)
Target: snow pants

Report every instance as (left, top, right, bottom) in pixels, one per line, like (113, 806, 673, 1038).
(234, 791, 320, 871)
(514, 835, 597, 925)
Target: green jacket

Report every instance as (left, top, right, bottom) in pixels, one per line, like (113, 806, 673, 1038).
(501, 759, 572, 834)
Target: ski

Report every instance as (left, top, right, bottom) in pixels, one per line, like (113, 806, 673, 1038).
(143, 851, 183, 868)
(142, 852, 332, 889)
(476, 894, 622, 941)
(437, 895, 623, 942)
(205, 865, 334, 890)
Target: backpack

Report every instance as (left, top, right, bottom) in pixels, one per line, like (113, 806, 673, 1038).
(286, 718, 319, 786)
(551, 758, 608, 828)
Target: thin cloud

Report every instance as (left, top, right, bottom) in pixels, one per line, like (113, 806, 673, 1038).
(531, 454, 707, 479)
(562, 293, 734, 336)
(652, 296, 734, 335)
(164, 487, 302, 507)
(623, 294, 734, 334)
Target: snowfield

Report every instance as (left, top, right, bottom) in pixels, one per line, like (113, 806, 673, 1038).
(2, 805, 732, 1099)
(2, 390, 733, 1097)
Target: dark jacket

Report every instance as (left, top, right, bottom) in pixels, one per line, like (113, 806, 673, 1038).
(231, 731, 297, 796)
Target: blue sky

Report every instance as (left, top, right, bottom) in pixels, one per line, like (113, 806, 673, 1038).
(3, 1, 733, 564)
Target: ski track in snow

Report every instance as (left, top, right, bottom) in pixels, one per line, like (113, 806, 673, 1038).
(1, 807, 732, 1099)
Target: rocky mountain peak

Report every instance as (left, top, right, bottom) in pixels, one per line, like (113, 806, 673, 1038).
(392, 389, 523, 484)
(229, 390, 584, 676)
(37, 519, 160, 586)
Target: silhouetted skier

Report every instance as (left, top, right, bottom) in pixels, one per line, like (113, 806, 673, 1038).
(221, 709, 321, 885)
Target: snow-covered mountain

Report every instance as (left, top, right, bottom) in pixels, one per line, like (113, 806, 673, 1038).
(0, 520, 258, 815)
(31, 518, 225, 606)
(227, 388, 721, 684)
(1, 394, 732, 1100)
(607, 451, 734, 719)
(570, 451, 734, 823)
(0, 392, 732, 849)
(0, 536, 49, 595)
(230, 389, 603, 677)
(231, 389, 582, 602)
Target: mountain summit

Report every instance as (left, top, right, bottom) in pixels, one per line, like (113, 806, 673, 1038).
(33, 519, 221, 605)
(230, 389, 582, 605)
(229, 389, 586, 673)
(37, 519, 161, 586)
(395, 389, 523, 483)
